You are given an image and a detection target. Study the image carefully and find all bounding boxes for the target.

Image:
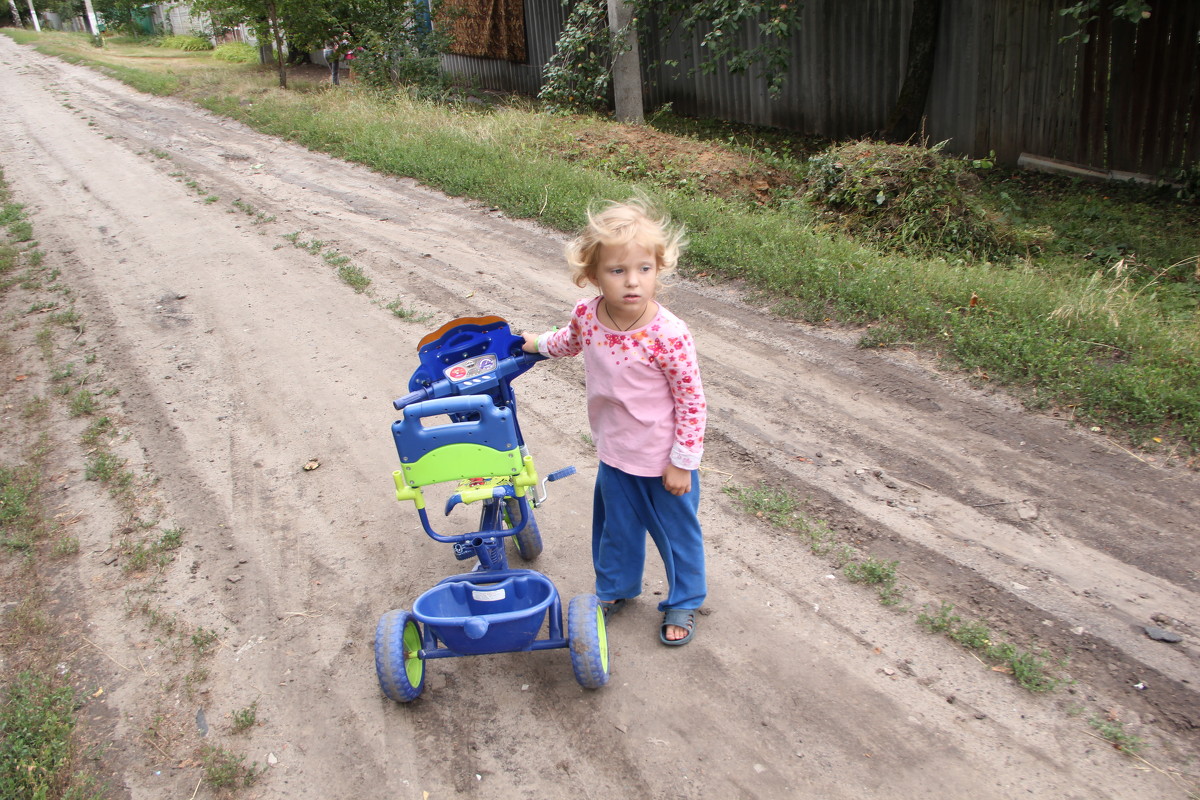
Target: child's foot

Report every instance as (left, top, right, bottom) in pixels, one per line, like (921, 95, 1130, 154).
(600, 598, 627, 619)
(659, 609, 695, 646)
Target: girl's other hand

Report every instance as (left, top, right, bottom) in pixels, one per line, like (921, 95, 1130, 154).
(520, 332, 540, 353)
(662, 464, 691, 496)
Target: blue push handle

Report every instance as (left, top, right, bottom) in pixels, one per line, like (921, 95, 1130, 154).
(396, 350, 545, 409)
(394, 386, 432, 410)
(402, 394, 499, 421)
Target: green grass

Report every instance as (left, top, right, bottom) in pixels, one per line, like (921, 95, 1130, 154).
(917, 602, 1059, 693)
(0, 463, 43, 551)
(230, 701, 258, 733)
(723, 482, 838, 554)
(158, 35, 213, 52)
(83, 451, 124, 483)
(191, 627, 220, 655)
(212, 42, 258, 64)
(0, 673, 86, 800)
(69, 389, 98, 417)
(1089, 716, 1145, 756)
(80, 416, 115, 448)
(201, 745, 260, 789)
(842, 556, 902, 605)
(385, 298, 430, 322)
(5, 29, 1199, 450)
(723, 482, 899, 601)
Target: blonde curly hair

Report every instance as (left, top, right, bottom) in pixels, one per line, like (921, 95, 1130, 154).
(565, 198, 686, 288)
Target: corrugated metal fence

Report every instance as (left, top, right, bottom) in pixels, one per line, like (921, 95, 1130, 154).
(439, 0, 1199, 175)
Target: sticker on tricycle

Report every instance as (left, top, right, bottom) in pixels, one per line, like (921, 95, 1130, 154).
(445, 355, 497, 383)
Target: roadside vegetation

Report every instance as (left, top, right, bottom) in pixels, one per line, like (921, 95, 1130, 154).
(0, 160, 258, 795)
(5, 29, 1198, 457)
(0, 170, 107, 798)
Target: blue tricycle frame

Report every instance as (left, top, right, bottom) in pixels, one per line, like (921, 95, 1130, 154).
(374, 316, 610, 702)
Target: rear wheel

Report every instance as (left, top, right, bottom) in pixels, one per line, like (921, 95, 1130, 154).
(375, 609, 425, 702)
(503, 497, 543, 561)
(567, 594, 610, 689)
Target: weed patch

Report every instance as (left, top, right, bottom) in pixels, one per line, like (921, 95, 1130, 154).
(158, 35, 213, 52)
(337, 263, 371, 292)
(804, 140, 1012, 261)
(231, 701, 259, 733)
(201, 745, 260, 789)
(0, 672, 80, 800)
(385, 299, 430, 322)
(917, 602, 1059, 692)
(843, 557, 902, 605)
(1089, 715, 1144, 755)
(0, 463, 43, 550)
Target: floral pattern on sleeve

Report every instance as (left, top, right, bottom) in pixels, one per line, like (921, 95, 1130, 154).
(645, 327, 706, 470)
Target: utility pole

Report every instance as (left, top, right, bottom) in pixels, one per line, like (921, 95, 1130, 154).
(81, 0, 101, 45)
(26, 0, 41, 32)
(606, 0, 643, 124)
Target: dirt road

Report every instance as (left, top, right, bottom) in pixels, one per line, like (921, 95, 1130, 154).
(1, 36, 1197, 799)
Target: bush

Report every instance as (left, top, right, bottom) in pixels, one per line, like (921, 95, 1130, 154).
(804, 140, 1014, 261)
(212, 42, 258, 63)
(1173, 162, 1200, 203)
(158, 35, 213, 52)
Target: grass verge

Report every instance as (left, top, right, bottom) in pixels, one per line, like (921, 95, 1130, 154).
(0, 169, 105, 798)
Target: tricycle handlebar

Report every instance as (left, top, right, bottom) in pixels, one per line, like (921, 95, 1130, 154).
(394, 348, 545, 410)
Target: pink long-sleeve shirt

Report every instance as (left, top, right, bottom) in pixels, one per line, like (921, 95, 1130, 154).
(538, 297, 706, 477)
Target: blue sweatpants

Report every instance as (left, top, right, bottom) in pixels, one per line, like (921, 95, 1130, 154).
(592, 462, 707, 612)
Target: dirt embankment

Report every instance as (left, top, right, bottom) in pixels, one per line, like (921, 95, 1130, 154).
(1, 36, 1197, 799)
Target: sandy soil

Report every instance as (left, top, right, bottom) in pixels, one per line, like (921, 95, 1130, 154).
(1, 36, 1197, 800)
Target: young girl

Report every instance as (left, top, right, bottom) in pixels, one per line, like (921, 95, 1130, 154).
(522, 199, 706, 646)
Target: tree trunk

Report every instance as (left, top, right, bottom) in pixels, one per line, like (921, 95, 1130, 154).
(266, 0, 287, 89)
(607, 0, 643, 124)
(882, 0, 942, 142)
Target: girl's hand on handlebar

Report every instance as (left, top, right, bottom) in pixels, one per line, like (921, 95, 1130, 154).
(520, 332, 540, 354)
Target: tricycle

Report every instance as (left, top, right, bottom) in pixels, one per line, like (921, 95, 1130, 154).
(374, 316, 610, 702)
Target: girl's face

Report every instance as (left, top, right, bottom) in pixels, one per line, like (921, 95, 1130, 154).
(593, 241, 659, 326)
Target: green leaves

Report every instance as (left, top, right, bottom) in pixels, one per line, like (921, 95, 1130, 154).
(640, 1, 802, 96)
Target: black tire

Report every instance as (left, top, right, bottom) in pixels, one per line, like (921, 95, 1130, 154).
(375, 609, 425, 702)
(503, 497, 543, 561)
(567, 594, 610, 689)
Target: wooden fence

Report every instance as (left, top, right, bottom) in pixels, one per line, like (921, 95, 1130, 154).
(439, 0, 1200, 176)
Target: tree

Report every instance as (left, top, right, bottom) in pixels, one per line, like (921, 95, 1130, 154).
(93, 0, 159, 34)
(634, 0, 802, 97)
(191, 0, 326, 87)
(1060, 1, 1152, 41)
(881, 0, 942, 142)
(541, 0, 803, 114)
(190, 0, 444, 90)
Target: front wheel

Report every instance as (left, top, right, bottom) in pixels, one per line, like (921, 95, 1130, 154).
(375, 609, 426, 702)
(503, 497, 543, 561)
(567, 594, 610, 689)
